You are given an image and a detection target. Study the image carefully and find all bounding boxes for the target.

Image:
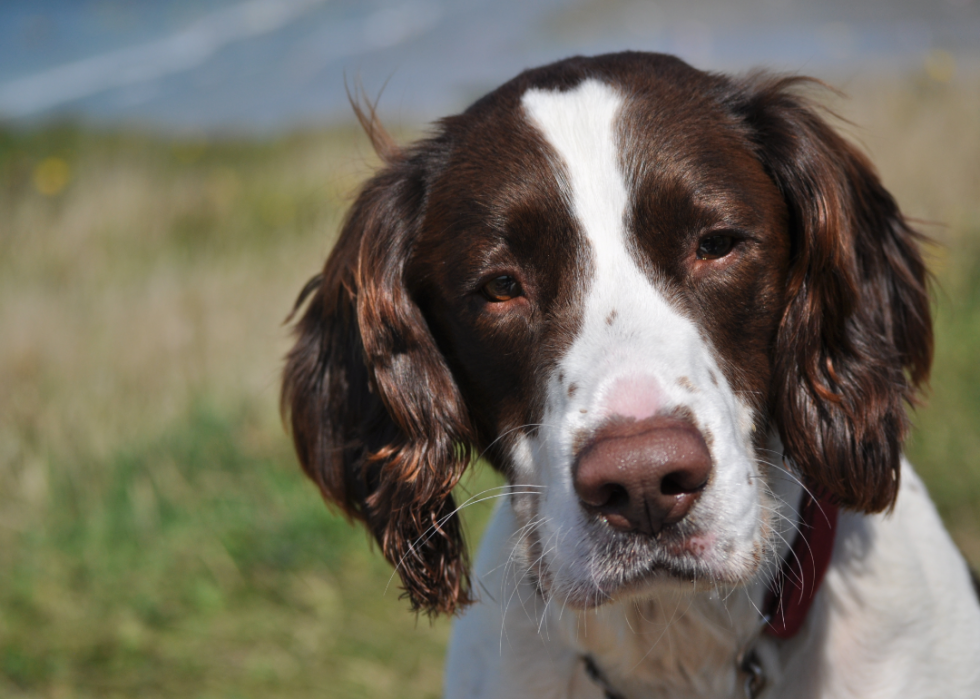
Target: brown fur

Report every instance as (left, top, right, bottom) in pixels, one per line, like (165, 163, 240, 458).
(281, 52, 932, 616)
(728, 75, 932, 512)
(281, 136, 476, 615)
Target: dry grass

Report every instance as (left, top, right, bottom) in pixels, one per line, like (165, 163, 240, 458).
(0, 66, 978, 698)
(0, 128, 360, 475)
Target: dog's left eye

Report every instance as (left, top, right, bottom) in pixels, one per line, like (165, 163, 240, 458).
(482, 275, 522, 302)
(696, 234, 736, 260)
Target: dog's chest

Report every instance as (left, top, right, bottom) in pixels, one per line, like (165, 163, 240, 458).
(567, 593, 757, 698)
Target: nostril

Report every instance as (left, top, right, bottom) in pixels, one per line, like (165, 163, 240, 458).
(660, 473, 685, 496)
(601, 483, 630, 511)
(660, 470, 708, 496)
(578, 481, 630, 511)
(584, 483, 634, 533)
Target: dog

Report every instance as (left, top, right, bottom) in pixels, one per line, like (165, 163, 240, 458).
(282, 52, 980, 698)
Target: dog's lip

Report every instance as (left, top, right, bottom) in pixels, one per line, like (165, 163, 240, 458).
(526, 518, 756, 609)
(638, 534, 722, 573)
(619, 548, 744, 587)
(544, 556, 744, 610)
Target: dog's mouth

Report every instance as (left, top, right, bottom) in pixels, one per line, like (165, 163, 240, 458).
(506, 408, 773, 609)
(524, 515, 760, 609)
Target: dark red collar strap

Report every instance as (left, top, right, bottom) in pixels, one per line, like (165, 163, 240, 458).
(763, 492, 839, 639)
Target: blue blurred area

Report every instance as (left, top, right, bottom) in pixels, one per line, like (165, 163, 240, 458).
(1, 0, 978, 132)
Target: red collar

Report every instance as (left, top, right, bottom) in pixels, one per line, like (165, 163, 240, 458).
(763, 492, 839, 639)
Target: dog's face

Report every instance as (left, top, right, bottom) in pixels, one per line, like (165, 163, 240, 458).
(415, 77, 791, 606)
(283, 53, 931, 615)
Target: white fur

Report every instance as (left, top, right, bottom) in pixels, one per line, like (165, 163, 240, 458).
(513, 79, 775, 608)
(446, 461, 980, 698)
(443, 79, 980, 698)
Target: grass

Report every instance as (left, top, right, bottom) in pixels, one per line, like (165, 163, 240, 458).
(0, 67, 978, 698)
(0, 401, 491, 698)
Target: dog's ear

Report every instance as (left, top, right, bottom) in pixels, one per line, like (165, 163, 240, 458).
(281, 138, 475, 615)
(734, 76, 932, 513)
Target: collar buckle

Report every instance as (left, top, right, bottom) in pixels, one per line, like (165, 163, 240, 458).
(738, 646, 767, 698)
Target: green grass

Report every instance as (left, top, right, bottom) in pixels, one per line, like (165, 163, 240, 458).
(0, 69, 978, 698)
(0, 401, 501, 699)
(907, 235, 980, 558)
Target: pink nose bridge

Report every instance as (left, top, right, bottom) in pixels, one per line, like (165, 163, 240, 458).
(602, 374, 663, 420)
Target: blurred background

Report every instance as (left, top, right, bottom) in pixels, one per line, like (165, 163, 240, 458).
(1, 1, 978, 697)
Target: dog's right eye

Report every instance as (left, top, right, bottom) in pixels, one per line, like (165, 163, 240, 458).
(482, 275, 523, 302)
(696, 234, 736, 260)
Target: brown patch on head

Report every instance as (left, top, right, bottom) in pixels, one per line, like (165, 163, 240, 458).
(709, 371, 718, 387)
(605, 309, 618, 326)
(608, 55, 928, 513)
(612, 56, 791, 421)
(405, 69, 600, 475)
(676, 376, 697, 393)
(567, 382, 578, 398)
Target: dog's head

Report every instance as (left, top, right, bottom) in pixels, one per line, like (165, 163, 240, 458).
(282, 52, 931, 615)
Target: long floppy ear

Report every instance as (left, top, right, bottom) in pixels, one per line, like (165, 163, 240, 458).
(281, 136, 475, 615)
(733, 76, 933, 513)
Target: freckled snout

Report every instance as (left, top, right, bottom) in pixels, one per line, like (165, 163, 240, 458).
(573, 416, 712, 536)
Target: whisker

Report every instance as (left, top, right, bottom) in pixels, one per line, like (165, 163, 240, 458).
(474, 421, 562, 464)
(385, 486, 549, 596)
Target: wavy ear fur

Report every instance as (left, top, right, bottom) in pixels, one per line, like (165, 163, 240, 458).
(732, 76, 933, 513)
(281, 138, 474, 615)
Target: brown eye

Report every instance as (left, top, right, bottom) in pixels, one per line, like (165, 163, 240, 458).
(482, 275, 522, 302)
(696, 234, 735, 260)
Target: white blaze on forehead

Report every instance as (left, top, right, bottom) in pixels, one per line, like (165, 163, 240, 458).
(521, 80, 629, 265)
(521, 79, 667, 418)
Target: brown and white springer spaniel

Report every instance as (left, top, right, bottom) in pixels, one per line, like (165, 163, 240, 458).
(282, 52, 980, 698)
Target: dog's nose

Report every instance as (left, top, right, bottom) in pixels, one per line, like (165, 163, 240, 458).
(573, 415, 712, 536)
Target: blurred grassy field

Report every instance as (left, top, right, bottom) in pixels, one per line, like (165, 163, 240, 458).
(1, 67, 979, 698)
